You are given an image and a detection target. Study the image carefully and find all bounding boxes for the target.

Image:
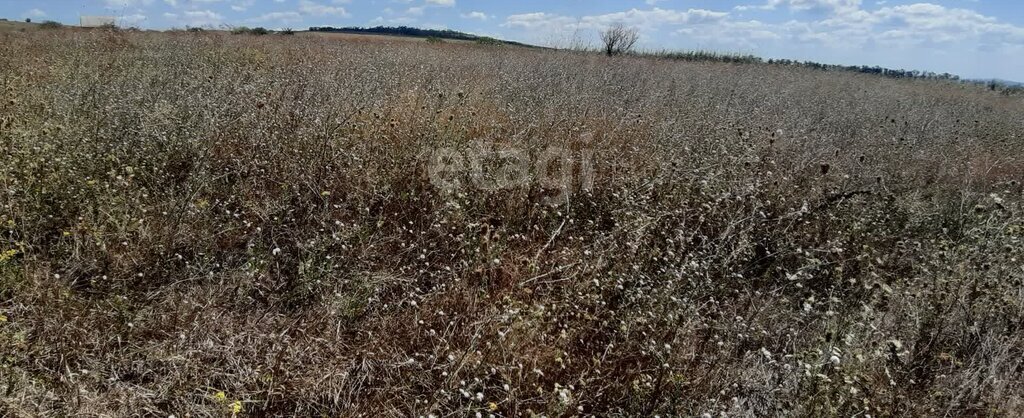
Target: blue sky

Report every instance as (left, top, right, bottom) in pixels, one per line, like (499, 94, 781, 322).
(3, 0, 1023, 80)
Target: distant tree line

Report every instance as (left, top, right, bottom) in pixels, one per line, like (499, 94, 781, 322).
(651, 50, 763, 64)
(598, 23, 1004, 88)
(653, 50, 1021, 90)
(308, 26, 534, 47)
(648, 50, 1020, 92)
(766, 58, 961, 81)
(226, 26, 294, 36)
(309, 24, 1017, 93)
(652, 52, 964, 81)
(767, 59, 1022, 93)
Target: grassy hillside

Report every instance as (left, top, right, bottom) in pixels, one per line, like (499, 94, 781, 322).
(308, 25, 534, 47)
(0, 19, 39, 33)
(302, 29, 477, 45)
(1, 28, 1023, 416)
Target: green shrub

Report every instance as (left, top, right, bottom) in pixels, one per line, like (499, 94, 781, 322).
(1001, 85, 1024, 96)
(425, 36, 444, 44)
(39, 20, 63, 29)
(475, 36, 502, 46)
(653, 49, 763, 64)
(233, 26, 271, 36)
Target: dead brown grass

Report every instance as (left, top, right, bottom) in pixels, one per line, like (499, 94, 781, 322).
(0, 20, 41, 33)
(0, 28, 1022, 417)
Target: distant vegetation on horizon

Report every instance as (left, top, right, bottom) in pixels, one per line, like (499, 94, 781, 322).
(308, 25, 535, 47)
(308, 24, 1021, 92)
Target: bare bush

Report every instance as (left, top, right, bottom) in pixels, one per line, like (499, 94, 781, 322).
(600, 23, 639, 56)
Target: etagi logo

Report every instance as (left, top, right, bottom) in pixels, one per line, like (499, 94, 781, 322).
(423, 139, 595, 204)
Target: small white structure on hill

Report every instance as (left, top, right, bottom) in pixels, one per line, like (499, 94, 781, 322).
(80, 15, 116, 27)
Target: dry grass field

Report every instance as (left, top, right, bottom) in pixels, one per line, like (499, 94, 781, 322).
(0, 20, 41, 33)
(1, 28, 1023, 417)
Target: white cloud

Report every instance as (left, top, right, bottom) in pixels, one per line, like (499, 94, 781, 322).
(164, 9, 223, 26)
(425, 0, 455, 6)
(735, 0, 861, 14)
(789, 0, 862, 13)
(161, 0, 220, 6)
(503, 2, 1024, 64)
(23, 8, 47, 18)
(502, 12, 577, 31)
(460, 11, 489, 21)
(231, 0, 255, 11)
(866, 3, 1022, 45)
(761, 3, 1022, 48)
(509, 3, 1023, 47)
(298, 0, 350, 17)
(105, 0, 154, 7)
(406, 7, 425, 16)
(118, 14, 147, 26)
(250, 11, 303, 24)
(370, 16, 417, 25)
(504, 8, 728, 32)
(675, 19, 784, 49)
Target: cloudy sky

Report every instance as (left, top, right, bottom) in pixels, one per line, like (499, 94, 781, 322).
(3, 0, 1022, 80)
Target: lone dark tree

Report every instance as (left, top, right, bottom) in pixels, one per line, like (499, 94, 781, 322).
(600, 23, 639, 56)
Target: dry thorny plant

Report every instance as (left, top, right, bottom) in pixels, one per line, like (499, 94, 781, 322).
(0, 29, 1023, 417)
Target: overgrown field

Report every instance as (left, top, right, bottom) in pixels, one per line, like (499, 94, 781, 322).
(1, 29, 1023, 417)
